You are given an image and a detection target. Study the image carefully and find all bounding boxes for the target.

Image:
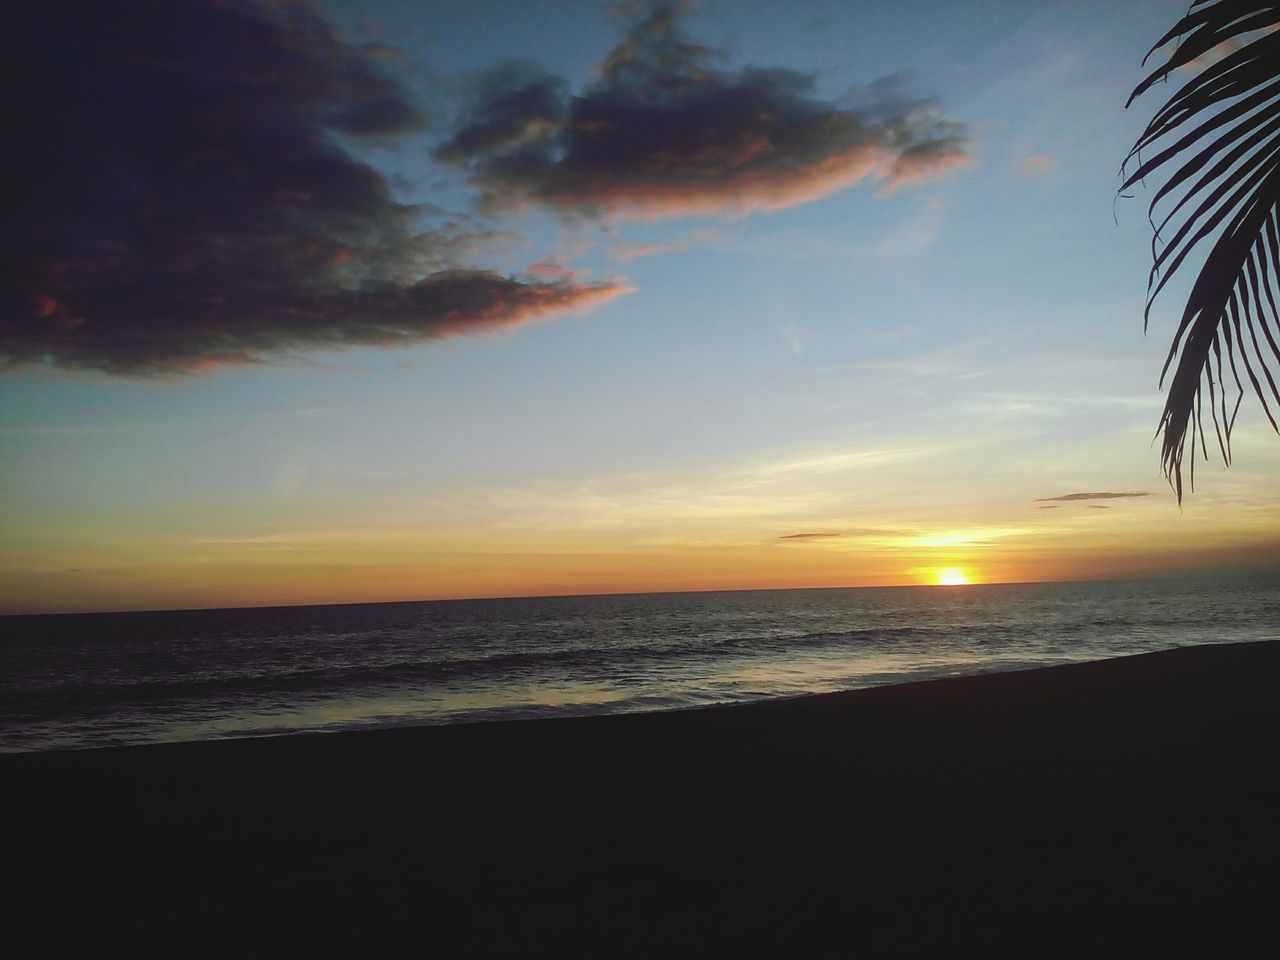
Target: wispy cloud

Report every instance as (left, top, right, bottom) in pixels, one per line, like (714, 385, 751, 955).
(778, 528, 907, 541)
(741, 445, 938, 481)
(1036, 492, 1152, 502)
(778, 324, 807, 356)
(435, 2, 970, 220)
(1169, 26, 1279, 73)
(1015, 154, 1056, 176)
(5, 1, 629, 376)
(609, 241, 690, 261)
(908, 526, 1034, 548)
(864, 205, 942, 257)
(526, 258, 588, 281)
(779, 524, 1038, 549)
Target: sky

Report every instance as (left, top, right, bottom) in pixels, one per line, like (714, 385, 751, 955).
(4, 0, 1280, 615)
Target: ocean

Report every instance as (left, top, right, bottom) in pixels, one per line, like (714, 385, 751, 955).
(2, 576, 1277, 753)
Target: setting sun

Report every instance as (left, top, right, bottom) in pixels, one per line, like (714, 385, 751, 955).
(9, 2, 1280, 953)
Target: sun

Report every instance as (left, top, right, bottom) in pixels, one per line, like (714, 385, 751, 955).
(935, 567, 970, 586)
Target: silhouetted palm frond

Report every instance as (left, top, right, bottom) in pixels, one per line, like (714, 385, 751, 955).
(1123, 0, 1280, 500)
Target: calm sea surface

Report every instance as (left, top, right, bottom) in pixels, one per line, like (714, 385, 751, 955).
(2, 576, 1277, 753)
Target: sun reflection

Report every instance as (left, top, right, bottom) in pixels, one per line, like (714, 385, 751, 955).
(935, 567, 970, 586)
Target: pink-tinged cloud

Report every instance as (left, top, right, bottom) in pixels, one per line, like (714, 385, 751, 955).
(526, 258, 590, 282)
(1172, 26, 1278, 72)
(436, 3, 970, 221)
(7, 272, 632, 377)
(881, 141, 975, 192)
(1015, 154, 1056, 176)
(4, 1, 628, 376)
(610, 240, 691, 260)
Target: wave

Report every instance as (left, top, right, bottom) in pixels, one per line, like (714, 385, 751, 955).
(2, 624, 951, 718)
(5, 576, 1277, 748)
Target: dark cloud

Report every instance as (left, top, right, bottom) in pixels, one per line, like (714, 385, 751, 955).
(1036, 505, 1061, 510)
(436, 2, 970, 219)
(1035, 492, 1153, 502)
(779, 532, 845, 540)
(435, 63, 568, 166)
(3, 1, 626, 376)
(1088, 505, 1112, 510)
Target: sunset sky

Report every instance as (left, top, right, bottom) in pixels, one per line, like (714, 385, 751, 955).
(4, 0, 1280, 615)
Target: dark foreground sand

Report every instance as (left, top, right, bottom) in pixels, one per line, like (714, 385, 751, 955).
(8, 641, 1280, 955)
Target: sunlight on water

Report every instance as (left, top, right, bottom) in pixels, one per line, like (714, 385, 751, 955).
(428, 680, 632, 717)
(2, 576, 1277, 751)
(158, 681, 639, 743)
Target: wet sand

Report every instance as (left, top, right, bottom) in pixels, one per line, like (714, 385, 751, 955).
(8, 640, 1280, 955)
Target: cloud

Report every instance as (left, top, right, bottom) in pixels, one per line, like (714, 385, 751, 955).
(778, 527, 908, 541)
(1036, 505, 1061, 510)
(1087, 505, 1111, 510)
(881, 141, 973, 192)
(1171, 26, 1279, 72)
(909, 526, 1032, 548)
(1180, 37, 1244, 70)
(1035, 492, 1152, 502)
(866, 207, 940, 257)
(778, 324, 806, 356)
(610, 241, 691, 261)
(3, 1, 628, 376)
(436, 2, 970, 220)
(1015, 154, 1056, 176)
(526, 259, 587, 282)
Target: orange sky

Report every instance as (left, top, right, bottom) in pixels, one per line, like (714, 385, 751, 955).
(3, 0, 1280, 615)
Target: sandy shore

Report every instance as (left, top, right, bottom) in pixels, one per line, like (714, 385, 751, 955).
(8, 640, 1280, 954)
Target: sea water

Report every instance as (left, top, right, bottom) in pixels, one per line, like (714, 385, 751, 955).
(2, 576, 1277, 752)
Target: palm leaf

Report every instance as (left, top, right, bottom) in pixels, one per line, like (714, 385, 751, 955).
(1123, 0, 1280, 500)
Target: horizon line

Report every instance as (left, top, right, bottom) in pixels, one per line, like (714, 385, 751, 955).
(3, 570, 1266, 619)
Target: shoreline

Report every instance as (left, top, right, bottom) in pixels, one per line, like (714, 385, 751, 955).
(10, 640, 1280, 953)
(0, 650, 1187, 757)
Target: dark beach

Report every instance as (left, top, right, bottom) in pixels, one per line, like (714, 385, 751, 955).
(9, 640, 1280, 955)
